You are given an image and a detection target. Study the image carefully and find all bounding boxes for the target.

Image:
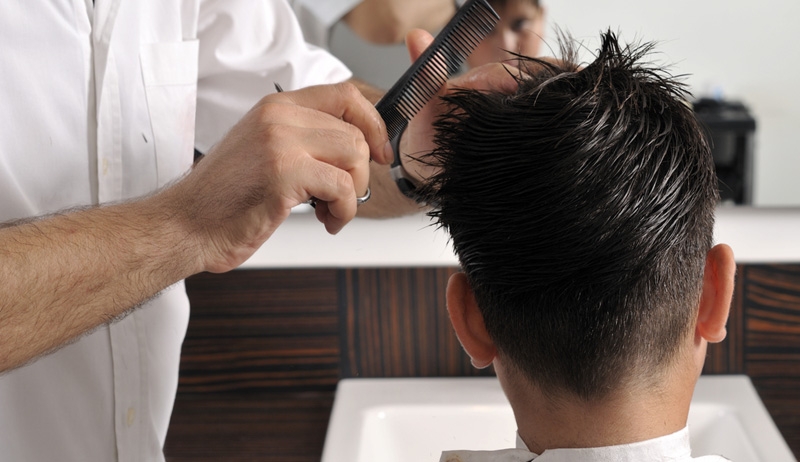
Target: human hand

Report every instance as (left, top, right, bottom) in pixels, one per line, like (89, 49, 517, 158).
(164, 82, 389, 273)
(399, 29, 520, 184)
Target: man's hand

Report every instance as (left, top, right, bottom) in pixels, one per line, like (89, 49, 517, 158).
(163, 82, 391, 274)
(0, 81, 390, 372)
(399, 29, 521, 185)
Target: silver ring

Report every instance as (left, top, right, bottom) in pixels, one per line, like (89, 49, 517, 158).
(304, 187, 370, 208)
(356, 187, 371, 206)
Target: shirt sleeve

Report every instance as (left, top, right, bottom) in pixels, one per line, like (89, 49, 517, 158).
(288, 0, 363, 48)
(194, 0, 353, 153)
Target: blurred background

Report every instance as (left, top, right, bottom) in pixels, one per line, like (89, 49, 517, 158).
(316, 0, 799, 207)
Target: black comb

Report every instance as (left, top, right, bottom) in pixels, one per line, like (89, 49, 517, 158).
(376, 0, 499, 141)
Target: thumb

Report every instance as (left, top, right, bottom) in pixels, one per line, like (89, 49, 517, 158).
(405, 28, 435, 63)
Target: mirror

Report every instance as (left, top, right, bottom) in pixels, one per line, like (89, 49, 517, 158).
(327, 0, 800, 207)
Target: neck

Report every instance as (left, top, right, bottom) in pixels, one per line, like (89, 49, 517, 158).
(495, 360, 698, 454)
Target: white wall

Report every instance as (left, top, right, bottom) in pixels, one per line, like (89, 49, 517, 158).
(545, 0, 800, 206)
(329, 1, 800, 206)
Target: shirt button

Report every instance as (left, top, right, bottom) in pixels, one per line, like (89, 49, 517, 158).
(126, 407, 136, 427)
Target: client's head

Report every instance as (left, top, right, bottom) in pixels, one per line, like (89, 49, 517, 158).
(423, 31, 735, 406)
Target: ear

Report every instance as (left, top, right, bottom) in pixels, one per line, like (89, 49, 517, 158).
(446, 272, 497, 369)
(696, 244, 736, 343)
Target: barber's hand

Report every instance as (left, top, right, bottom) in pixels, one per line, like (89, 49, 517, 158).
(165, 82, 389, 273)
(399, 29, 520, 184)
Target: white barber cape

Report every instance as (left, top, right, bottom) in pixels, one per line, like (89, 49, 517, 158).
(439, 427, 731, 462)
(0, 0, 349, 460)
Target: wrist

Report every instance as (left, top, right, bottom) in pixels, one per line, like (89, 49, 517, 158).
(142, 188, 206, 278)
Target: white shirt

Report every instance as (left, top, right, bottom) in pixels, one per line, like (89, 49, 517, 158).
(0, 1, 350, 461)
(439, 427, 731, 462)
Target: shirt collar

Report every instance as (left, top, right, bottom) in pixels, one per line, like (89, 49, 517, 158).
(440, 427, 695, 462)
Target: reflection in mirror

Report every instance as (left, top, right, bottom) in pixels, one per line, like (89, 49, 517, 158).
(694, 98, 756, 205)
(325, 0, 800, 206)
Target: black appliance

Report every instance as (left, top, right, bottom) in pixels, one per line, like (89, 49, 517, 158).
(693, 98, 756, 205)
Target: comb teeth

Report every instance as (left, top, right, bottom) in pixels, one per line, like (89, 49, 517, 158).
(376, 0, 499, 140)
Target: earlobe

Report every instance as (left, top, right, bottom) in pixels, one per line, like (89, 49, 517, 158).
(446, 272, 497, 369)
(696, 244, 736, 343)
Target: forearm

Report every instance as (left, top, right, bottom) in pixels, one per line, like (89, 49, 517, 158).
(0, 195, 199, 371)
(0, 79, 405, 371)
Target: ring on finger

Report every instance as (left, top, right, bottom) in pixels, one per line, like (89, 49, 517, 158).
(304, 187, 370, 208)
(356, 187, 371, 206)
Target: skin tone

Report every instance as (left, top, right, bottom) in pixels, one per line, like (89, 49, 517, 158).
(396, 29, 522, 186)
(361, 29, 521, 211)
(0, 82, 387, 372)
(344, 0, 457, 45)
(467, 0, 546, 68)
(0, 29, 517, 373)
(445, 244, 736, 453)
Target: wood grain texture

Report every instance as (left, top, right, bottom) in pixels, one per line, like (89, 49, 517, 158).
(741, 265, 800, 455)
(339, 267, 491, 378)
(179, 270, 341, 392)
(166, 264, 800, 460)
(703, 266, 746, 374)
(165, 390, 334, 462)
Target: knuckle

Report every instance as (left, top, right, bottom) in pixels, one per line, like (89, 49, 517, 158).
(257, 102, 297, 128)
(336, 169, 354, 194)
(336, 81, 361, 100)
(260, 122, 284, 144)
(346, 125, 368, 156)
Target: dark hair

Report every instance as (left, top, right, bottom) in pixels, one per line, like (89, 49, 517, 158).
(422, 31, 718, 400)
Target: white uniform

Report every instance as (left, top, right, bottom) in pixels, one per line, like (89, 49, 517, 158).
(0, 1, 350, 460)
(439, 427, 731, 462)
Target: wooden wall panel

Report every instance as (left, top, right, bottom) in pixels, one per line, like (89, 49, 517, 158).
(741, 265, 800, 455)
(166, 390, 334, 462)
(166, 264, 800, 461)
(339, 267, 492, 378)
(703, 266, 747, 374)
(179, 269, 340, 392)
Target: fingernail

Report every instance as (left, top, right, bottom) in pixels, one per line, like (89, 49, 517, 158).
(383, 140, 395, 164)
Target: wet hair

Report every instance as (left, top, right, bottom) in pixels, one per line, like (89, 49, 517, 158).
(421, 31, 718, 400)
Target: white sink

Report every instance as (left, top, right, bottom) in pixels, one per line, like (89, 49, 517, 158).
(321, 375, 795, 462)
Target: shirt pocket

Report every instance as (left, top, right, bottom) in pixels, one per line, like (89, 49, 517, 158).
(140, 40, 199, 187)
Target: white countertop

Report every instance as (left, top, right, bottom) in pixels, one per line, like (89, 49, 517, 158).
(239, 206, 800, 269)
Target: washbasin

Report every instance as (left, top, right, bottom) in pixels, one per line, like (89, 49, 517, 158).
(321, 375, 795, 462)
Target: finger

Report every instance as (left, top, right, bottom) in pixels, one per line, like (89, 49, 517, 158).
(271, 83, 390, 165)
(405, 28, 450, 101)
(300, 160, 358, 235)
(313, 201, 344, 235)
(405, 28, 435, 63)
(278, 125, 371, 198)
